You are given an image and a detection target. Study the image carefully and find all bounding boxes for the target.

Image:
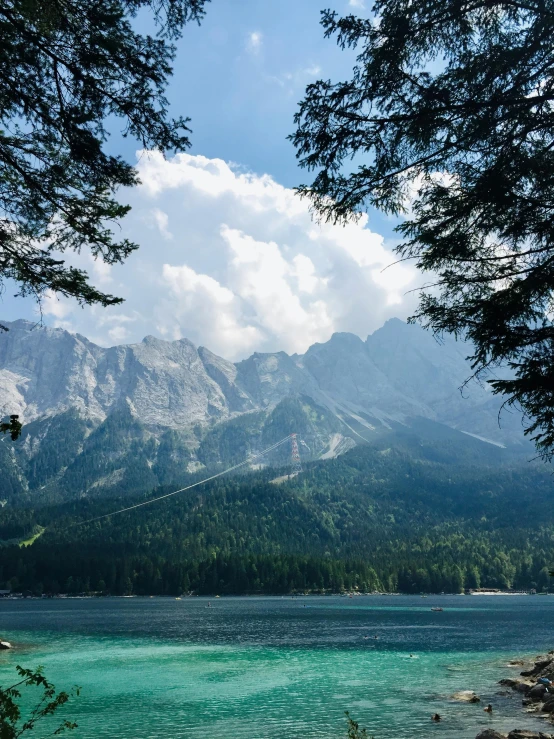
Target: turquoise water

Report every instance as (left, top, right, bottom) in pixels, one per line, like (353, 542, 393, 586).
(0, 595, 552, 738)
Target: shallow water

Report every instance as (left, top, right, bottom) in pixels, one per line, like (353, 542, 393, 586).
(0, 595, 552, 739)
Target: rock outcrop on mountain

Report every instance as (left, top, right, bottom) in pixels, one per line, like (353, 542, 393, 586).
(0, 321, 254, 427)
(0, 318, 528, 502)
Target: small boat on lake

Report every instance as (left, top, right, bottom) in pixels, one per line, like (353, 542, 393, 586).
(431, 607, 444, 612)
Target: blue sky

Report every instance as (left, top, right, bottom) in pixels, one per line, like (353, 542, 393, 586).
(144, 0, 365, 191)
(3, 0, 419, 359)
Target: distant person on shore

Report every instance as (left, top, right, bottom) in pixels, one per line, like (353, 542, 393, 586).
(432, 713, 441, 722)
(484, 704, 493, 713)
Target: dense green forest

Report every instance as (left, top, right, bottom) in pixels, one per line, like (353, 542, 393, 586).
(1, 423, 553, 596)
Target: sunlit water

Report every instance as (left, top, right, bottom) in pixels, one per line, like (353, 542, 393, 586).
(0, 595, 553, 739)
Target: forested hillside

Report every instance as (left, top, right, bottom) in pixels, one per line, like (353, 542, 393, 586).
(1, 425, 552, 596)
(1, 396, 346, 505)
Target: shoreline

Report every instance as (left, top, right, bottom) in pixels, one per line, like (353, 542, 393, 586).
(473, 650, 554, 739)
(1, 590, 551, 600)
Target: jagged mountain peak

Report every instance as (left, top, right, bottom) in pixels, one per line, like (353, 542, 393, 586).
(0, 316, 532, 503)
(371, 316, 409, 332)
(140, 334, 197, 350)
(141, 334, 165, 345)
(0, 316, 526, 456)
(306, 331, 365, 353)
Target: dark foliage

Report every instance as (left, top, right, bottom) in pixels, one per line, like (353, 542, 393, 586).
(0, 415, 21, 441)
(0, 665, 79, 738)
(292, 1, 554, 459)
(0, 0, 208, 307)
(346, 712, 373, 739)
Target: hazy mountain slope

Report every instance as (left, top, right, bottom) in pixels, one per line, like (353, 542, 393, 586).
(303, 330, 428, 423)
(0, 317, 530, 502)
(366, 318, 521, 442)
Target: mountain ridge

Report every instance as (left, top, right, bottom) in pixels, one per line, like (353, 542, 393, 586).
(0, 317, 529, 503)
(0, 318, 513, 428)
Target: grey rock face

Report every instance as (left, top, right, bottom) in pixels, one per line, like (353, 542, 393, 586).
(528, 684, 548, 701)
(234, 351, 316, 409)
(0, 322, 246, 429)
(366, 318, 524, 443)
(0, 317, 526, 447)
(198, 347, 255, 414)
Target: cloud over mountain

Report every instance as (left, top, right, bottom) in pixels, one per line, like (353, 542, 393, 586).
(42, 152, 416, 360)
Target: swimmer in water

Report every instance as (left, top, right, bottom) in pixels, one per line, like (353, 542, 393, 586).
(484, 704, 493, 713)
(432, 713, 441, 722)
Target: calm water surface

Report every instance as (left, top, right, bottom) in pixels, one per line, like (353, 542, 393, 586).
(0, 595, 553, 739)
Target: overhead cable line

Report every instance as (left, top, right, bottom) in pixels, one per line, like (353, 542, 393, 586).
(64, 434, 294, 529)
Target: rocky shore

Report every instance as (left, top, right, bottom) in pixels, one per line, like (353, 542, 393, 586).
(475, 651, 554, 739)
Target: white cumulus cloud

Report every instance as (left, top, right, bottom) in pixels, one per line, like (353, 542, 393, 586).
(43, 151, 417, 360)
(159, 262, 262, 357)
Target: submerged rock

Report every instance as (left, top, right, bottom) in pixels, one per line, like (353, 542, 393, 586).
(451, 690, 481, 702)
(475, 730, 506, 739)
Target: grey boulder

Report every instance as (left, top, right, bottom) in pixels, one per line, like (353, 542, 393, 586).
(528, 684, 548, 701)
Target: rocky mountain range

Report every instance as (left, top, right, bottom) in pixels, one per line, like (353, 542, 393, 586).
(0, 318, 528, 503)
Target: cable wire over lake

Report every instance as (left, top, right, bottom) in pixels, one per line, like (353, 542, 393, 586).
(66, 434, 295, 529)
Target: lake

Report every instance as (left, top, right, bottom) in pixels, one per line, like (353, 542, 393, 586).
(0, 595, 552, 739)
